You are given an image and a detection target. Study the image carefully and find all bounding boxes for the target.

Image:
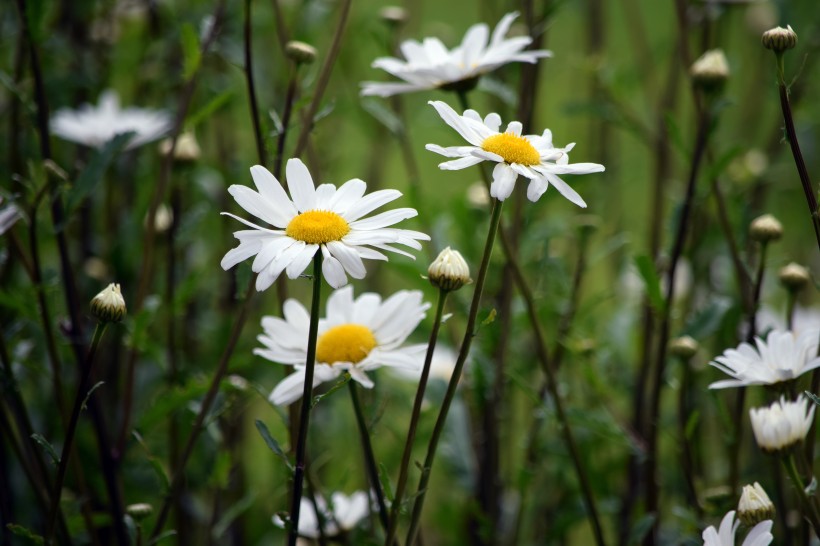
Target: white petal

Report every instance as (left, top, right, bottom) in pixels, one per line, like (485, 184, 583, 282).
(350, 208, 417, 230)
(342, 189, 403, 222)
(543, 172, 587, 208)
(285, 244, 319, 279)
(490, 163, 517, 200)
(321, 245, 348, 288)
(286, 158, 317, 212)
(327, 241, 367, 279)
(329, 178, 368, 212)
(249, 165, 298, 222)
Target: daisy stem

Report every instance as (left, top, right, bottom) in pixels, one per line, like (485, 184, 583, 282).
(348, 382, 391, 535)
(405, 199, 503, 546)
(288, 253, 323, 546)
(45, 322, 108, 545)
(385, 288, 448, 546)
(244, 0, 268, 166)
(783, 452, 820, 537)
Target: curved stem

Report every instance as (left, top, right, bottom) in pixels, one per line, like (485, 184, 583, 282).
(385, 288, 448, 545)
(288, 253, 323, 546)
(348, 382, 391, 535)
(405, 199, 503, 546)
(783, 453, 820, 537)
(45, 323, 108, 544)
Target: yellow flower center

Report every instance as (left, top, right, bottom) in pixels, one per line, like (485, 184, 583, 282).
(481, 133, 540, 166)
(286, 210, 350, 244)
(316, 324, 377, 364)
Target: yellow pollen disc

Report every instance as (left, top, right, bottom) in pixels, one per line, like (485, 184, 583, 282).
(316, 324, 377, 365)
(481, 133, 540, 166)
(286, 210, 350, 244)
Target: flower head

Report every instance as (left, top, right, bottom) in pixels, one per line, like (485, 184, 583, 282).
(273, 491, 369, 538)
(779, 262, 810, 291)
(702, 510, 773, 546)
(749, 395, 815, 453)
(361, 12, 551, 97)
(221, 159, 429, 291)
(428, 247, 471, 291)
(52, 90, 172, 149)
(709, 329, 820, 389)
(749, 214, 782, 243)
(690, 49, 730, 89)
(91, 283, 126, 323)
(426, 101, 604, 204)
(259, 286, 429, 405)
(738, 482, 775, 527)
(762, 25, 797, 52)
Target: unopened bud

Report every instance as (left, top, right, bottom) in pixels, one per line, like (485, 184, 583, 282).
(428, 247, 471, 292)
(690, 49, 729, 90)
(669, 336, 699, 360)
(285, 41, 317, 65)
(144, 203, 174, 234)
(380, 6, 408, 26)
(779, 262, 810, 291)
(762, 25, 797, 52)
(91, 283, 126, 323)
(738, 482, 775, 526)
(159, 132, 201, 162)
(749, 214, 783, 243)
(126, 503, 153, 521)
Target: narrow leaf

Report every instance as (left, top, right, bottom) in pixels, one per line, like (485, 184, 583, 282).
(30, 433, 59, 466)
(254, 420, 293, 470)
(633, 255, 666, 313)
(181, 23, 202, 81)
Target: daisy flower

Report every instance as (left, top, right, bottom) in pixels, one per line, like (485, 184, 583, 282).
(701, 510, 773, 546)
(709, 329, 820, 389)
(425, 101, 605, 204)
(220, 159, 429, 291)
(259, 286, 430, 405)
(361, 12, 552, 97)
(51, 89, 172, 149)
(749, 395, 815, 453)
(273, 491, 369, 538)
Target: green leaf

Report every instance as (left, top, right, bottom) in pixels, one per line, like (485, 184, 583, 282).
(81, 381, 105, 411)
(361, 99, 403, 135)
(147, 530, 177, 545)
(6, 523, 44, 544)
(311, 373, 351, 407)
(30, 433, 59, 466)
(379, 462, 394, 503)
(62, 132, 135, 223)
(480, 308, 497, 327)
(254, 420, 293, 471)
(633, 255, 665, 313)
(181, 23, 202, 81)
(805, 391, 820, 407)
(212, 493, 256, 538)
(684, 410, 700, 439)
(187, 91, 234, 128)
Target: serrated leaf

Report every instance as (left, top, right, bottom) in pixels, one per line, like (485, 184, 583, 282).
(633, 255, 666, 313)
(30, 433, 59, 466)
(62, 132, 135, 223)
(181, 23, 202, 81)
(805, 391, 820, 407)
(254, 420, 293, 471)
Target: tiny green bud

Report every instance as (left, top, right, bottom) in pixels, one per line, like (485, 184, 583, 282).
(762, 25, 797, 52)
(285, 41, 317, 65)
(428, 247, 471, 292)
(669, 336, 699, 360)
(749, 214, 783, 243)
(91, 283, 126, 323)
(779, 262, 810, 291)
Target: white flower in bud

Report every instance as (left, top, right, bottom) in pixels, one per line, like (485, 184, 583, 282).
(749, 396, 815, 454)
(159, 132, 201, 162)
(779, 263, 810, 291)
(428, 247, 471, 291)
(285, 41, 317, 64)
(690, 49, 730, 89)
(738, 482, 775, 527)
(749, 214, 782, 243)
(762, 25, 797, 52)
(380, 6, 408, 25)
(91, 283, 127, 323)
(669, 336, 699, 360)
(126, 503, 153, 521)
(144, 203, 174, 234)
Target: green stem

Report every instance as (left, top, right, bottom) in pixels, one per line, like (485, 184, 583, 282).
(288, 253, 323, 546)
(783, 452, 820, 537)
(45, 323, 108, 544)
(348, 381, 391, 535)
(385, 288, 448, 545)
(405, 199, 503, 546)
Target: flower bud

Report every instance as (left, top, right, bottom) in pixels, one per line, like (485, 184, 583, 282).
(144, 203, 174, 234)
(159, 132, 201, 162)
(779, 262, 810, 291)
(380, 6, 408, 26)
(749, 396, 814, 454)
(762, 25, 797, 52)
(285, 41, 317, 65)
(738, 482, 776, 527)
(126, 503, 153, 521)
(669, 336, 699, 360)
(749, 214, 783, 243)
(690, 49, 730, 90)
(428, 247, 471, 292)
(91, 283, 126, 323)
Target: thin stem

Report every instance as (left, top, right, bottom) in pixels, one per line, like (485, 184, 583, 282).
(244, 0, 267, 166)
(149, 273, 256, 539)
(385, 288, 448, 545)
(676, 356, 701, 517)
(45, 323, 108, 545)
(348, 381, 391, 535)
(288, 253, 323, 546)
(783, 453, 820, 537)
(405, 199, 503, 546)
(275, 65, 300, 181)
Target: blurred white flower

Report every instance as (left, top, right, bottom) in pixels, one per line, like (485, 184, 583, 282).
(756, 305, 820, 336)
(220, 159, 429, 291)
(709, 329, 820, 389)
(749, 396, 815, 453)
(391, 344, 459, 383)
(260, 286, 429, 405)
(426, 101, 603, 204)
(0, 197, 22, 235)
(701, 510, 773, 546)
(51, 90, 172, 150)
(361, 12, 551, 97)
(273, 491, 369, 538)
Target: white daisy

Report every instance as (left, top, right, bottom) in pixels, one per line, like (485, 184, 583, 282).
(425, 101, 604, 204)
(259, 286, 430, 405)
(709, 329, 820, 389)
(702, 510, 773, 546)
(51, 89, 172, 149)
(749, 395, 815, 453)
(361, 12, 552, 97)
(273, 491, 369, 538)
(220, 159, 429, 291)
